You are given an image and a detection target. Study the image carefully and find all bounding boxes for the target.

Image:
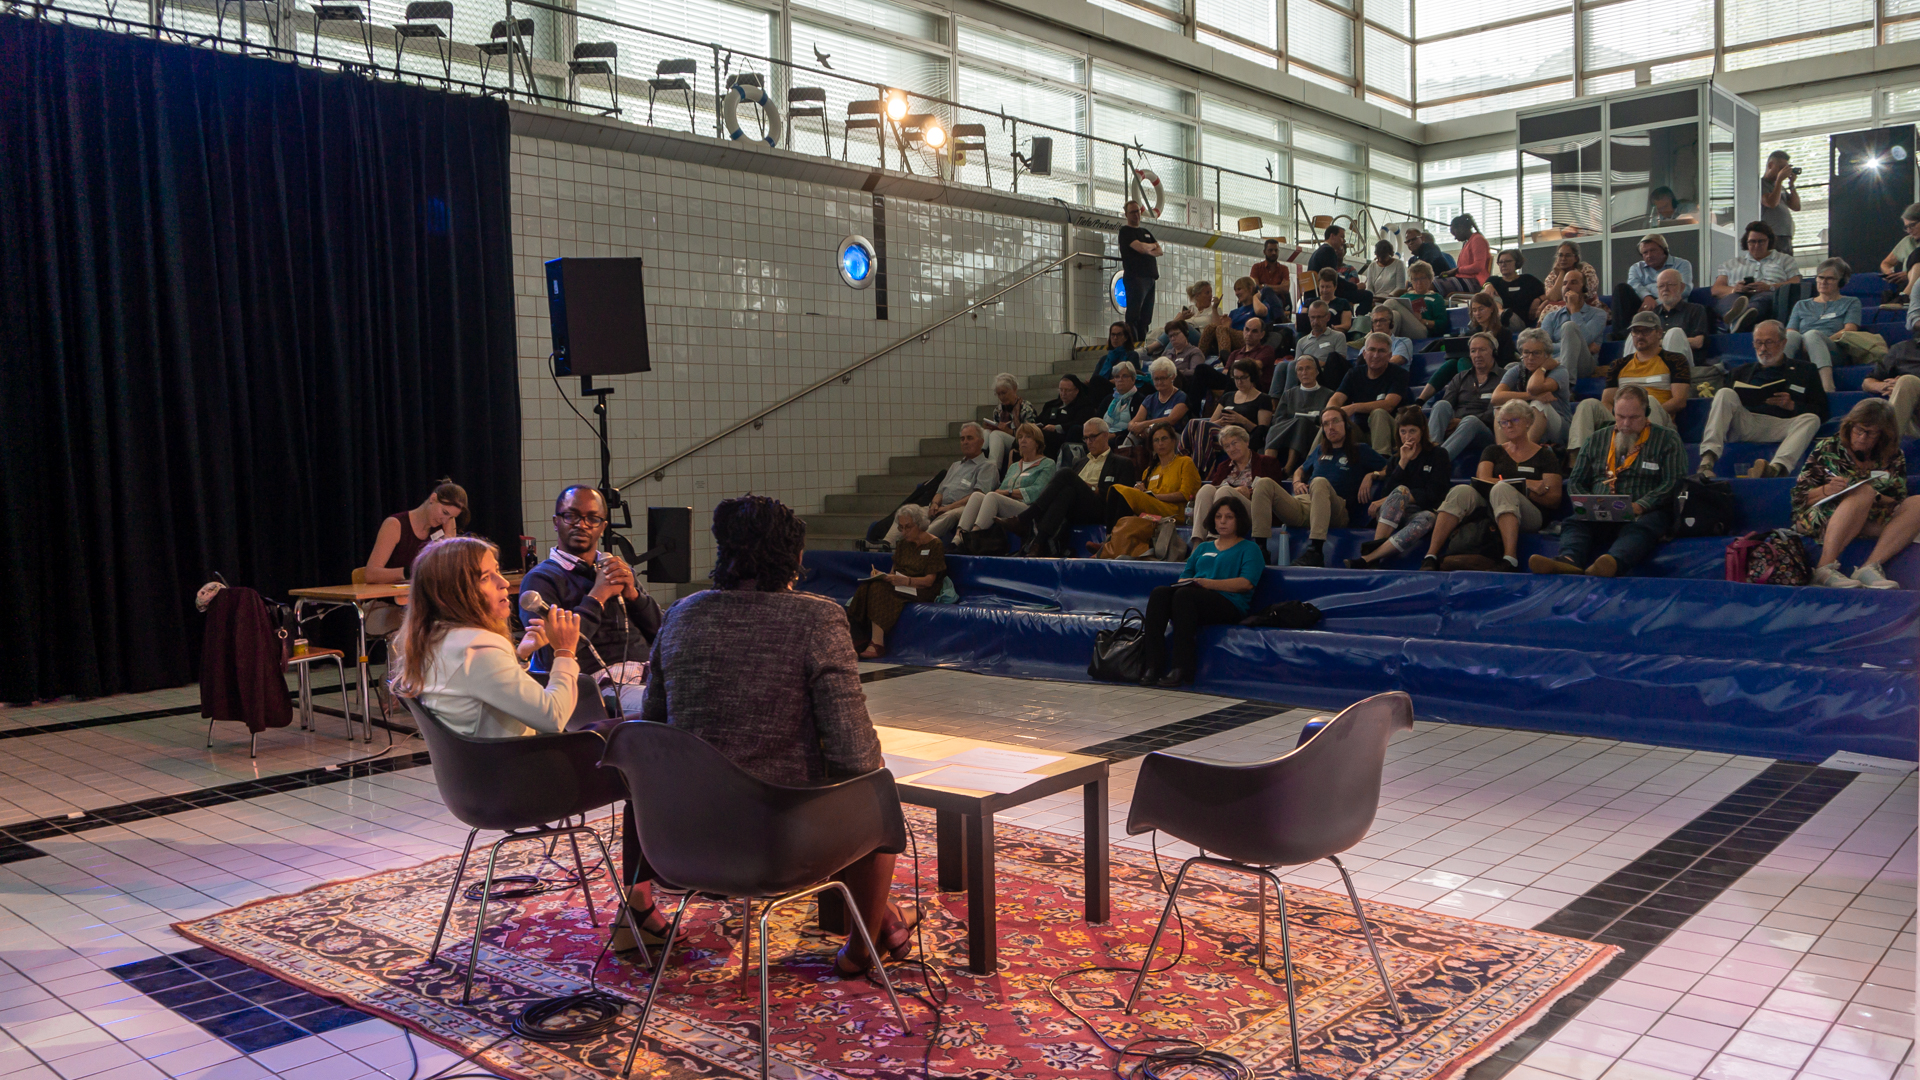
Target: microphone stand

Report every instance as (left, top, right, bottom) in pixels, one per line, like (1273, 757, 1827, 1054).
(582, 375, 637, 563)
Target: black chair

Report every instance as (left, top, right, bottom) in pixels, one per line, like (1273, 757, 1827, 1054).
(1123, 690, 1413, 1069)
(400, 697, 629, 1004)
(647, 59, 697, 128)
(844, 99, 886, 167)
(310, 3, 374, 68)
(950, 122, 990, 186)
(787, 87, 827, 154)
(598, 722, 913, 1080)
(393, 1, 453, 86)
(476, 18, 534, 96)
(569, 42, 620, 115)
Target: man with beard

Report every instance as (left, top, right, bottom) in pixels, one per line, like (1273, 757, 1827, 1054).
(1530, 386, 1684, 578)
(519, 486, 664, 713)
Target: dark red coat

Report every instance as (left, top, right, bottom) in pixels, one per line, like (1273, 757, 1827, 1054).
(199, 587, 293, 734)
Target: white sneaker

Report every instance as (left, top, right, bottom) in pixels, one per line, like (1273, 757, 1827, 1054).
(1724, 296, 1749, 330)
(1813, 564, 1862, 589)
(1852, 563, 1899, 589)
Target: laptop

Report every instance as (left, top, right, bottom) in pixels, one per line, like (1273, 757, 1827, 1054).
(1569, 493, 1636, 523)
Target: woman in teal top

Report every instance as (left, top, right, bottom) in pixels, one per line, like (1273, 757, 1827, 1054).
(955, 423, 1058, 538)
(1138, 497, 1263, 687)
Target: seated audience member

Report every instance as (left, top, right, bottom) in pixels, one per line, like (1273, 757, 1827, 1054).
(1612, 233, 1695, 338)
(883, 423, 997, 542)
(1185, 358, 1274, 475)
(1408, 227, 1456, 274)
(1537, 241, 1601, 321)
(1106, 424, 1201, 525)
(1346, 406, 1453, 568)
(1786, 258, 1862, 393)
(1269, 408, 1385, 566)
(1128, 358, 1191, 457)
(1296, 268, 1354, 334)
(1225, 317, 1281, 389)
(1007, 417, 1138, 557)
(1425, 400, 1564, 571)
(1276, 300, 1348, 396)
(1540, 271, 1607, 380)
(1330, 333, 1413, 453)
(981, 373, 1037, 468)
(398, 536, 667, 956)
(642, 496, 917, 974)
(1863, 335, 1920, 436)
(1696, 320, 1826, 480)
(1377, 261, 1448, 341)
(1249, 238, 1292, 313)
(1433, 215, 1492, 296)
(1647, 267, 1713, 367)
(1488, 249, 1545, 332)
(1308, 224, 1373, 309)
(1263, 354, 1336, 473)
(847, 504, 946, 658)
(1365, 239, 1407, 299)
(1532, 386, 1683, 577)
(1217, 276, 1270, 352)
(1429, 332, 1505, 462)
(956, 423, 1055, 540)
(1137, 497, 1263, 687)
(1038, 375, 1102, 461)
(1414, 293, 1513, 402)
(1161, 319, 1210, 387)
(1911, 278, 1920, 333)
(1162, 281, 1215, 353)
(1878, 203, 1920, 298)
(1568, 312, 1691, 449)
(1358, 304, 1415, 362)
(521, 485, 666, 712)
(1649, 185, 1698, 225)
(1103, 362, 1148, 451)
(1493, 328, 1571, 445)
(1094, 322, 1138, 381)
(1793, 399, 1920, 589)
(1191, 424, 1285, 546)
(1713, 220, 1802, 333)
(365, 479, 468, 584)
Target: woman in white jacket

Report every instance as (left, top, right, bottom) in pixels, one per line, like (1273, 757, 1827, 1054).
(389, 536, 670, 955)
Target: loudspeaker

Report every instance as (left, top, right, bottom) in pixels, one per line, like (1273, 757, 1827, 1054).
(645, 506, 692, 584)
(1829, 127, 1916, 271)
(1023, 136, 1053, 176)
(545, 257, 651, 376)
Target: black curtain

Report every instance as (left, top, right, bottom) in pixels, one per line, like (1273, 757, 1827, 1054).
(0, 17, 521, 703)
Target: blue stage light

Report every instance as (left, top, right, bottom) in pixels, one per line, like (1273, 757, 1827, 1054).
(838, 235, 876, 290)
(1110, 270, 1127, 314)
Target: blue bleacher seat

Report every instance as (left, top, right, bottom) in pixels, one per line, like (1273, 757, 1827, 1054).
(1836, 365, 1871, 391)
(1843, 272, 1885, 298)
(1448, 307, 1471, 333)
(1598, 339, 1624, 364)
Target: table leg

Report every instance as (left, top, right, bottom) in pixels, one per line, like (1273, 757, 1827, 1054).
(963, 811, 997, 975)
(352, 602, 371, 742)
(1084, 777, 1110, 924)
(936, 808, 966, 892)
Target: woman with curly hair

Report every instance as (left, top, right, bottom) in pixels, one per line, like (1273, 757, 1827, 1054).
(639, 495, 918, 974)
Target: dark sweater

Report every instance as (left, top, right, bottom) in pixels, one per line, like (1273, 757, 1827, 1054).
(1730, 358, 1829, 421)
(520, 553, 664, 674)
(1380, 446, 1454, 511)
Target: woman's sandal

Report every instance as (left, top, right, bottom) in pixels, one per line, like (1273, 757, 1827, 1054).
(858, 643, 888, 659)
(609, 902, 672, 954)
(833, 903, 921, 977)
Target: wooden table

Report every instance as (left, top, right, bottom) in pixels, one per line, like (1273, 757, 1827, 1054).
(831, 725, 1111, 975)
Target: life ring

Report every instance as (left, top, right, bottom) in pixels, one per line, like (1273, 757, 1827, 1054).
(1131, 168, 1164, 219)
(722, 82, 783, 147)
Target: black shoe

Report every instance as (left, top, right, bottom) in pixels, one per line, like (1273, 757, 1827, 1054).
(1157, 669, 1189, 687)
(1420, 554, 1441, 571)
(1293, 545, 1324, 568)
(1359, 537, 1389, 556)
(1137, 669, 1160, 686)
(1344, 557, 1370, 569)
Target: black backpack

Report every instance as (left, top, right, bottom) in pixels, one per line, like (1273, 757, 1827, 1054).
(1670, 477, 1737, 537)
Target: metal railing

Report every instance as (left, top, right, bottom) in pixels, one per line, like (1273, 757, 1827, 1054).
(619, 251, 1100, 488)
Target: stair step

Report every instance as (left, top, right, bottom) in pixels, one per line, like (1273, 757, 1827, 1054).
(889, 455, 951, 476)
(1053, 356, 1089, 375)
(920, 436, 965, 456)
(825, 492, 905, 513)
(799, 513, 875, 536)
(1026, 373, 1059, 391)
(804, 535, 864, 551)
(856, 474, 924, 494)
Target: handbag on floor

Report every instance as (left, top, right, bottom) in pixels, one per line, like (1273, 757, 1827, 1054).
(1726, 529, 1811, 586)
(1088, 608, 1149, 682)
(1096, 516, 1157, 559)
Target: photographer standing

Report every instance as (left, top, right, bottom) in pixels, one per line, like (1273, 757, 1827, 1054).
(1762, 150, 1802, 256)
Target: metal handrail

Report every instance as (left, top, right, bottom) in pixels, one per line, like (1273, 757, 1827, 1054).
(619, 251, 1103, 488)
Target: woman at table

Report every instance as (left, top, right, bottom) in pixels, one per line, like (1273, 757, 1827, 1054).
(1138, 497, 1263, 687)
(364, 479, 469, 585)
(392, 535, 673, 957)
(640, 495, 917, 974)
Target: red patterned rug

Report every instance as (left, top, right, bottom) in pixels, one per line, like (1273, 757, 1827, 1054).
(173, 808, 1614, 1079)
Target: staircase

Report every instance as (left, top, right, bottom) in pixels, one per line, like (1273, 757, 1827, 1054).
(801, 349, 1098, 550)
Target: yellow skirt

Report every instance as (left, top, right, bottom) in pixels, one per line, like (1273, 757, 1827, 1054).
(1113, 485, 1185, 519)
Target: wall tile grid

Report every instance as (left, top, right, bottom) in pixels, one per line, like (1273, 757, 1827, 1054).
(509, 135, 1226, 595)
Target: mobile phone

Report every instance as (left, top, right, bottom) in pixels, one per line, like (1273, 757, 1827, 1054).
(1743, 277, 1755, 285)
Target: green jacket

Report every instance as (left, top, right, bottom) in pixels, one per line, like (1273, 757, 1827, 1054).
(1569, 423, 1686, 511)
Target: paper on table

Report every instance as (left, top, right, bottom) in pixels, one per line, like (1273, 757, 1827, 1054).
(940, 746, 1063, 772)
(882, 754, 942, 779)
(906, 765, 1037, 794)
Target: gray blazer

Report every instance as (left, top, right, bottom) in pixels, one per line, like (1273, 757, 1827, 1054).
(639, 589, 882, 786)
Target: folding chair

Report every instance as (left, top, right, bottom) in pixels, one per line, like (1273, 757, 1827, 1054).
(648, 59, 697, 128)
(569, 42, 620, 115)
(788, 87, 827, 154)
(393, 1, 453, 86)
(476, 18, 534, 96)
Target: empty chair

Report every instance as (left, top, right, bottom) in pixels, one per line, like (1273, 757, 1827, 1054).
(647, 58, 697, 129)
(950, 122, 990, 186)
(787, 87, 827, 154)
(310, 3, 374, 67)
(598, 721, 912, 1080)
(569, 41, 619, 115)
(844, 99, 886, 167)
(476, 18, 534, 95)
(400, 697, 628, 1004)
(1123, 691, 1413, 1069)
(287, 647, 359, 743)
(392, 1, 453, 86)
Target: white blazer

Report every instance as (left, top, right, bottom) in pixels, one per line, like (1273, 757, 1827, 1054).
(417, 627, 580, 739)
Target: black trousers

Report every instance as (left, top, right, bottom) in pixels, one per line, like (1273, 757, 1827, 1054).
(1142, 584, 1243, 676)
(1611, 283, 1645, 336)
(1123, 274, 1156, 342)
(1021, 472, 1104, 555)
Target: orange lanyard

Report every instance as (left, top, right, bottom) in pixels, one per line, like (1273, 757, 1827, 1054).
(1605, 427, 1650, 489)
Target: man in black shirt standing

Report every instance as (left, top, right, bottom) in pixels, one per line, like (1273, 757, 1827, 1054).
(1307, 224, 1373, 312)
(1118, 200, 1163, 343)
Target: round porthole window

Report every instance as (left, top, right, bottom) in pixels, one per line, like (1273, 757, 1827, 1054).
(1109, 269, 1127, 315)
(838, 235, 876, 290)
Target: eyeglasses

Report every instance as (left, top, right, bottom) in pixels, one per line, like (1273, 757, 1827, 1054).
(557, 512, 609, 527)
(1496, 417, 1526, 427)
(1816, 275, 1839, 282)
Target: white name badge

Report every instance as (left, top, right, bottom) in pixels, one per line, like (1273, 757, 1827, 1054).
(1641, 460, 1660, 470)
(920, 549, 931, 556)
(1789, 385, 1805, 393)
(1481, 392, 1496, 399)
(1519, 466, 1537, 473)
(1872, 470, 1890, 479)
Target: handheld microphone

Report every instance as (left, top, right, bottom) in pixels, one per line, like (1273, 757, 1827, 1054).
(519, 591, 608, 668)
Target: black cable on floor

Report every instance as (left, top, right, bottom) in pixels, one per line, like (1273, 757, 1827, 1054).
(506, 811, 634, 1042)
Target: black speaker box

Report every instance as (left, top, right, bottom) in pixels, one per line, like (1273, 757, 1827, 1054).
(646, 506, 692, 584)
(545, 257, 651, 376)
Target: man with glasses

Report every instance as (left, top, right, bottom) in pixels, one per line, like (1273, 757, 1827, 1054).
(1610, 233, 1694, 338)
(1711, 220, 1802, 333)
(1567, 312, 1691, 451)
(1696, 320, 1826, 480)
(1877, 203, 1920, 300)
(1647, 267, 1712, 367)
(1531, 386, 1684, 578)
(1492, 329, 1570, 446)
(519, 485, 663, 713)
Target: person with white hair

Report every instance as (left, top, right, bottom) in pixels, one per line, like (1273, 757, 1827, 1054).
(879, 422, 999, 544)
(1126, 357, 1191, 463)
(1424, 399, 1564, 572)
(1492, 329, 1570, 445)
(846, 503, 948, 658)
(1002, 416, 1139, 557)
(1696, 320, 1827, 480)
(1103, 362, 1147, 447)
(1327, 333, 1410, 453)
(980, 373, 1037, 468)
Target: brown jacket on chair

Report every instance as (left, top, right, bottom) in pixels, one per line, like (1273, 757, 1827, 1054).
(199, 587, 294, 734)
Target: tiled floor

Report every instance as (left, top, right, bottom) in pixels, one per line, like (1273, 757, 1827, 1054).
(0, 666, 1909, 1080)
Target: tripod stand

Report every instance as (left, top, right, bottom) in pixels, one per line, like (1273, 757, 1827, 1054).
(581, 376, 638, 562)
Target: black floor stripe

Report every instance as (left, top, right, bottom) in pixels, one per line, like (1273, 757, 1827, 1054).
(0, 684, 352, 741)
(0, 751, 433, 865)
(1464, 761, 1857, 1080)
(110, 947, 371, 1053)
(1072, 699, 1303, 760)
(859, 664, 935, 684)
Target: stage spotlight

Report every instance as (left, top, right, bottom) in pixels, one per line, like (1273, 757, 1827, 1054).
(1866, 154, 1884, 170)
(1894, 146, 1911, 162)
(1109, 269, 1127, 315)
(837, 234, 876, 290)
(922, 121, 946, 149)
(884, 90, 909, 122)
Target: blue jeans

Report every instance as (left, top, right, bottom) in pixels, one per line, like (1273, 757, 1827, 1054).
(1557, 509, 1673, 571)
(1713, 290, 1775, 327)
(1124, 274, 1156, 343)
(1428, 401, 1495, 462)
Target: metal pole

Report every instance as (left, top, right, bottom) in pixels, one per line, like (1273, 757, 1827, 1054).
(712, 45, 723, 138)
